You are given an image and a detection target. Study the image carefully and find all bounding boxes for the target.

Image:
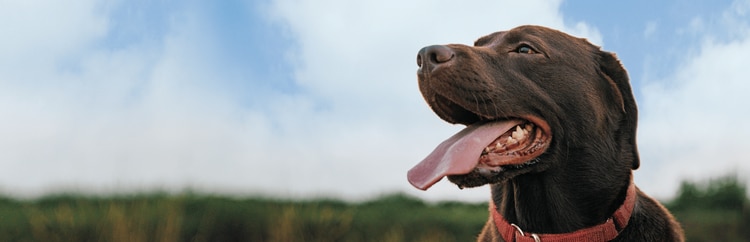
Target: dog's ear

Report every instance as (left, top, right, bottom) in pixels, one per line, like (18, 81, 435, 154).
(598, 51, 640, 170)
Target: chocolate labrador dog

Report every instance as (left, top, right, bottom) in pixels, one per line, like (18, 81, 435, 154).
(408, 25, 684, 241)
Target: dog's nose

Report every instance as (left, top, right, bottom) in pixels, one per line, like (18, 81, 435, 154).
(417, 45, 455, 71)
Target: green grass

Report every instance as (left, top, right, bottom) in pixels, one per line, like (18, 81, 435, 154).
(0, 175, 747, 241)
(0, 192, 488, 242)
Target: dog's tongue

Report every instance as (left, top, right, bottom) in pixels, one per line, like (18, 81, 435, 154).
(407, 120, 520, 190)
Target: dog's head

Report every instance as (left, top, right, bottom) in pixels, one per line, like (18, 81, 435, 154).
(408, 25, 639, 190)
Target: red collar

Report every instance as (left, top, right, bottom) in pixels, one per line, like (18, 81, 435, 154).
(490, 182, 637, 242)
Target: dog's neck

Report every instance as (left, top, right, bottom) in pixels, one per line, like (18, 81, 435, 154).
(490, 170, 633, 235)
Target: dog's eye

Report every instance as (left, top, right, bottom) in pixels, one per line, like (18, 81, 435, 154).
(516, 45, 536, 54)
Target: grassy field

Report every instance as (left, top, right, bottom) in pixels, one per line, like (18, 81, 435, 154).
(0, 175, 747, 241)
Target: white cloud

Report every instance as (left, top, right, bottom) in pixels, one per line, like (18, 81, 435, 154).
(0, 1, 270, 196)
(637, 0, 750, 198)
(0, 0, 108, 81)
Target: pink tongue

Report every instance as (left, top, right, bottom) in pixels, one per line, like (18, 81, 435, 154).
(407, 120, 520, 190)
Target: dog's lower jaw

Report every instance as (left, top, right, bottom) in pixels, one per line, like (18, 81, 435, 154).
(447, 157, 549, 189)
(447, 172, 491, 189)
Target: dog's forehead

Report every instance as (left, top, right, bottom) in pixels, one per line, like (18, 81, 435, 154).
(473, 26, 596, 55)
(473, 31, 506, 47)
(474, 25, 551, 46)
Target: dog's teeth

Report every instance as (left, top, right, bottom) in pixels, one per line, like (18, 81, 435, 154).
(506, 136, 518, 145)
(484, 147, 491, 154)
(512, 126, 525, 140)
(495, 142, 506, 151)
(524, 123, 534, 132)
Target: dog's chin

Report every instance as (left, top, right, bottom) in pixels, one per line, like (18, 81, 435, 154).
(447, 158, 548, 189)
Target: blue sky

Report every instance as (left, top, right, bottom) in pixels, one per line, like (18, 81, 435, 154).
(562, 0, 736, 92)
(1, 0, 748, 201)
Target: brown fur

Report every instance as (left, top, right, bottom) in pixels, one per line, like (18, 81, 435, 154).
(416, 25, 684, 241)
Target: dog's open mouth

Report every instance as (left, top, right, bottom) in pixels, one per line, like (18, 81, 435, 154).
(478, 120, 549, 169)
(407, 118, 551, 190)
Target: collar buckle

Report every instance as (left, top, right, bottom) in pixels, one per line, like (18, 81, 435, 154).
(510, 223, 541, 242)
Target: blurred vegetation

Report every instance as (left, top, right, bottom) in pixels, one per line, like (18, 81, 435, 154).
(0, 174, 747, 241)
(664, 174, 750, 242)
